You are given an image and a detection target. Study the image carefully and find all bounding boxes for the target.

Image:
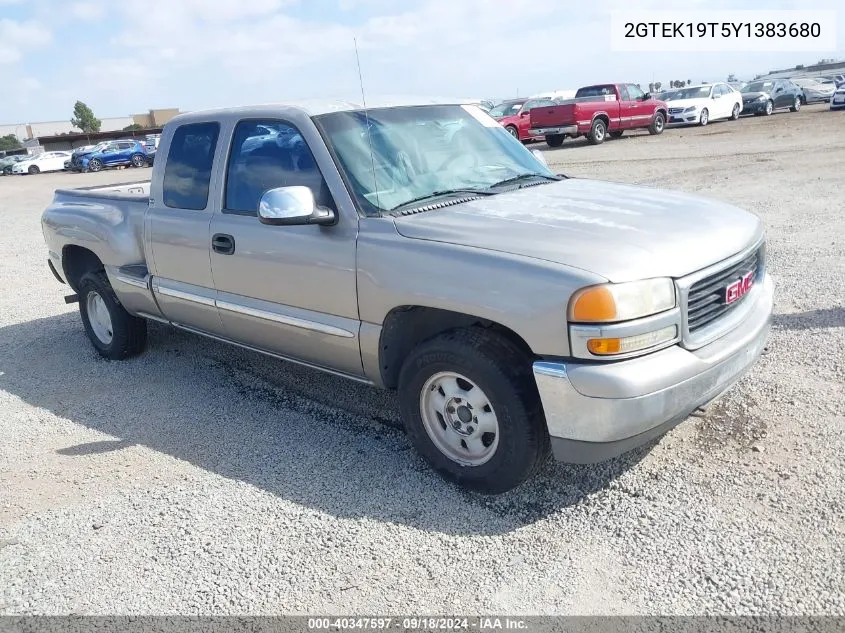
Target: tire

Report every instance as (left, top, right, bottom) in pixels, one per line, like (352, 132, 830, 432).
(730, 103, 741, 120)
(764, 100, 773, 116)
(790, 96, 801, 112)
(505, 125, 519, 140)
(545, 134, 564, 148)
(648, 111, 665, 135)
(397, 328, 550, 494)
(800, 94, 807, 105)
(699, 108, 709, 126)
(28, 165, 40, 174)
(608, 130, 624, 139)
(78, 270, 147, 360)
(88, 158, 103, 172)
(130, 153, 146, 168)
(588, 118, 607, 145)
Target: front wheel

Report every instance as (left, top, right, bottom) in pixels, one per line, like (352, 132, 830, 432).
(88, 158, 103, 172)
(764, 100, 774, 116)
(790, 96, 801, 112)
(398, 328, 550, 494)
(78, 271, 147, 360)
(588, 119, 607, 144)
(28, 165, 40, 174)
(505, 125, 519, 140)
(699, 108, 710, 126)
(648, 111, 665, 135)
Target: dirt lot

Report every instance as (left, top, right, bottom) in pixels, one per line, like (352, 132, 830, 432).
(1, 104, 843, 615)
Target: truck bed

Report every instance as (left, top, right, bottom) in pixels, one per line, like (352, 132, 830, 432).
(54, 180, 151, 200)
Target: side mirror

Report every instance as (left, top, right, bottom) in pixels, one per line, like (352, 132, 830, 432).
(641, 93, 651, 100)
(258, 186, 336, 226)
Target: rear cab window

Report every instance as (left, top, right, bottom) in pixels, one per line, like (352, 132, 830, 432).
(575, 85, 618, 100)
(163, 122, 220, 210)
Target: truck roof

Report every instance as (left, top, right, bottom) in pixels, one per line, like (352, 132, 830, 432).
(167, 96, 477, 126)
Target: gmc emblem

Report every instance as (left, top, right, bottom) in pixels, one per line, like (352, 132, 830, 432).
(725, 271, 754, 305)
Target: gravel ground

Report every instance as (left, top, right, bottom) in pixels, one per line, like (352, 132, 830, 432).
(1, 104, 843, 616)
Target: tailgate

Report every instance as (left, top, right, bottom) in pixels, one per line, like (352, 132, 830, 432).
(530, 103, 576, 127)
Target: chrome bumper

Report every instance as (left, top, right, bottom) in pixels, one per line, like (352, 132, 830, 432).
(534, 273, 774, 463)
(528, 125, 578, 137)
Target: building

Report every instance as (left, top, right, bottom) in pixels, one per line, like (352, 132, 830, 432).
(35, 128, 164, 152)
(131, 108, 181, 129)
(756, 59, 845, 81)
(0, 107, 181, 142)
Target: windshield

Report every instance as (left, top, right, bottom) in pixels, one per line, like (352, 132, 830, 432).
(315, 104, 558, 215)
(742, 82, 774, 93)
(667, 86, 712, 100)
(487, 101, 523, 117)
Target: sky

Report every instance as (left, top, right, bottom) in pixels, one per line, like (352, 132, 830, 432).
(0, 0, 843, 124)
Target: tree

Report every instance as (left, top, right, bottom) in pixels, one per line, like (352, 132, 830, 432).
(654, 81, 662, 91)
(71, 101, 101, 133)
(0, 134, 21, 151)
(123, 123, 144, 131)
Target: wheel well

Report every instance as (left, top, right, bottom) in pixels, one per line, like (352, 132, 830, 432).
(62, 245, 104, 292)
(378, 306, 535, 390)
(592, 114, 609, 127)
(655, 108, 667, 119)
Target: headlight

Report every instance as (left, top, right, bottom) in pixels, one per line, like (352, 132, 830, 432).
(568, 279, 679, 359)
(683, 106, 697, 113)
(568, 278, 676, 323)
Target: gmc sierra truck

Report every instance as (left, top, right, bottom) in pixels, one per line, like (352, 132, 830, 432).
(41, 99, 772, 494)
(528, 83, 668, 147)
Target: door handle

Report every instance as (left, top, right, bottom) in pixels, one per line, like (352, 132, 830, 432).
(212, 233, 235, 255)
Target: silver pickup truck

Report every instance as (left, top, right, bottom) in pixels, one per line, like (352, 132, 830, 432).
(41, 99, 773, 493)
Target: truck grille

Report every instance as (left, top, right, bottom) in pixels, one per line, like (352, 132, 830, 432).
(686, 244, 765, 334)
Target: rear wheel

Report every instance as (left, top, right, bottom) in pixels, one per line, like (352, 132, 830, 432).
(130, 153, 146, 168)
(28, 165, 40, 174)
(78, 271, 147, 360)
(790, 96, 801, 112)
(398, 328, 550, 494)
(588, 119, 607, 144)
(730, 103, 741, 120)
(545, 134, 564, 148)
(648, 111, 665, 135)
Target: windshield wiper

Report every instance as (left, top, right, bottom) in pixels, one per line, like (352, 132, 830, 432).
(389, 188, 496, 213)
(486, 173, 562, 190)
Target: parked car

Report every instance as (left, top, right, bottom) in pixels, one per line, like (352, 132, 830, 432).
(11, 151, 72, 174)
(487, 98, 558, 142)
(529, 83, 668, 146)
(831, 85, 845, 111)
(665, 83, 743, 126)
(740, 79, 803, 116)
(0, 154, 27, 175)
(791, 77, 836, 104)
(39, 100, 772, 493)
(65, 144, 105, 171)
(77, 139, 149, 172)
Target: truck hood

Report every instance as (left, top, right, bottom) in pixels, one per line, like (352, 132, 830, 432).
(392, 178, 763, 282)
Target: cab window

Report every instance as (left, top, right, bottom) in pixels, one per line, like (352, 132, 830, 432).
(162, 122, 220, 210)
(224, 119, 333, 216)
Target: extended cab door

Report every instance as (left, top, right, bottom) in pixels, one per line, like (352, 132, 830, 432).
(207, 117, 363, 377)
(624, 84, 653, 128)
(145, 120, 227, 336)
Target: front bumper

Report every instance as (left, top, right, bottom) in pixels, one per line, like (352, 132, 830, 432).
(741, 100, 770, 113)
(528, 125, 578, 137)
(668, 111, 699, 124)
(831, 97, 845, 110)
(533, 273, 774, 463)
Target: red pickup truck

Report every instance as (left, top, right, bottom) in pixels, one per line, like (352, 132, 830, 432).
(528, 83, 668, 147)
